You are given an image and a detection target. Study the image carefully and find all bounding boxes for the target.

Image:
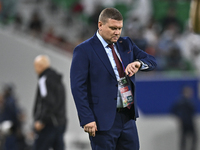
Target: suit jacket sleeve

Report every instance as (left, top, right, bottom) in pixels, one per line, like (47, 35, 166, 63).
(128, 37, 157, 71)
(70, 45, 95, 127)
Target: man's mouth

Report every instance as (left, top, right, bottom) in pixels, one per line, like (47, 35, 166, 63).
(112, 36, 119, 40)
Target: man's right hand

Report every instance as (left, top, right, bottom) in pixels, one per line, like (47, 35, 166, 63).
(84, 121, 98, 137)
(34, 121, 45, 132)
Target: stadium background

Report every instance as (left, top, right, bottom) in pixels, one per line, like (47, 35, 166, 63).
(0, 0, 200, 149)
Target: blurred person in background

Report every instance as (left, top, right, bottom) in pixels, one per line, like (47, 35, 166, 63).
(178, 21, 200, 74)
(70, 7, 157, 150)
(171, 86, 197, 150)
(13, 12, 23, 31)
(33, 55, 67, 150)
(160, 6, 182, 34)
(27, 11, 43, 38)
(156, 16, 185, 71)
(0, 84, 28, 150)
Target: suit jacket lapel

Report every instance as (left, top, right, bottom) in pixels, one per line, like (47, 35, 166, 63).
(116, 40, 129, 68)
(90, 35, 117, 80)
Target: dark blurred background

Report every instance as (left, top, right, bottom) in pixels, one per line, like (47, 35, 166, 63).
(0, 0, 200, 150)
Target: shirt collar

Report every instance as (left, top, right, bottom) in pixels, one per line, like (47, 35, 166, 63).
(96, 30, 110, 48)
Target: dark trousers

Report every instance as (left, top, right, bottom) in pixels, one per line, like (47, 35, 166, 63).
(180, 125, 197, 150)
(33, 124, 66, 150)
(4, 134, 18, 150)
(89, 108, 139, 150)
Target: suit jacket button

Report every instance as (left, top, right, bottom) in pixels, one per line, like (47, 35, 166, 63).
(115, 84, 118, 87)
(114, 98, 117, 100)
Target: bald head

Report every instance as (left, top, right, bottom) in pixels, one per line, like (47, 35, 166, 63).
(34, 55, 51, 75)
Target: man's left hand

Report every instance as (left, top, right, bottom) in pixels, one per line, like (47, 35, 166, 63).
(125, 61, 141, 77)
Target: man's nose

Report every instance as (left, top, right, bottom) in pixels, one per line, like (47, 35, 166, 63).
(114, 29, 120, 34)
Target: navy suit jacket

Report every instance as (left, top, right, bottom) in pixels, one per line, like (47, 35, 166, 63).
(70, 33, 157, 131)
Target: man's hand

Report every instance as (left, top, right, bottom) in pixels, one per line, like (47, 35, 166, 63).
(84, 121, 98, 137)
(125, 61, 141, 77)
(34, 121, 45, 132)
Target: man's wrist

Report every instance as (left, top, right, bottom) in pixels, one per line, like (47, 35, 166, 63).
(135, 59, 149, 70)
(135, 60, 142, 69)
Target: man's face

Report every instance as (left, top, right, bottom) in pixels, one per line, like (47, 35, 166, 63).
(98, 18, 123, 44)
(34, 62, 43, 75)
(34, 62, 40, 75)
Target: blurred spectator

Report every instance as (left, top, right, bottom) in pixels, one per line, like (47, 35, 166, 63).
(171, 86, 197, 150)
(156, 20, 182, 71)
(155, 17, 195, 72)
(88, 4, 103, 33)
(27, 11, 43, 38)
(71, 1, 84, 14)
(0, 84, 28, 150)
(13, 12, 23, 31)
(178, 23, 200, 74)
(165, 46, 193, 71)
(46, 0, 59, 15)
(143, 17, 160, 47)
(124, 16, 149, 51)
(160, 6, 182, 33)
(124, 16, 142, 40)
(43, 26, 58, 45)
(33, 55, 67, 150)
(132, 26, 148, 52)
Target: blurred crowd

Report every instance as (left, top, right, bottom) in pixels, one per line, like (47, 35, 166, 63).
(0, 0, 200, 74)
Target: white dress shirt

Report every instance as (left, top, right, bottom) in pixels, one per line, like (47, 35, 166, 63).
(96, 31, 148, 108)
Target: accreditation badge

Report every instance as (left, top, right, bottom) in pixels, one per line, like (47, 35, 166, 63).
(118, 76, 134, 107)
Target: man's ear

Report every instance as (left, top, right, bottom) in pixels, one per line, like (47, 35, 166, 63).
(98, 21, 103, 30)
